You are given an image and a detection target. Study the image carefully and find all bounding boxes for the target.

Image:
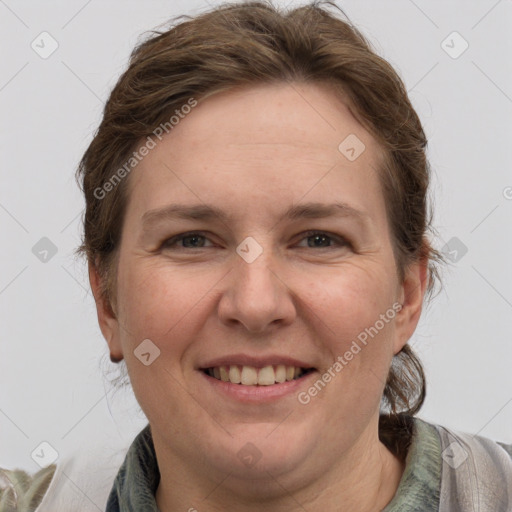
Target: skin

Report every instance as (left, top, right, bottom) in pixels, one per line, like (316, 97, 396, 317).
(90, 81, 427, 511)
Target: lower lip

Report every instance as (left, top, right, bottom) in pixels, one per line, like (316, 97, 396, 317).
(199, 370, 317, 403)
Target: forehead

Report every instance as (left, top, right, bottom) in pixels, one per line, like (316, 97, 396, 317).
(165, 82, 380, 162)
(125, 82, 386, 222)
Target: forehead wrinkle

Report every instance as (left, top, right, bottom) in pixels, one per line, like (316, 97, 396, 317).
(140, 201, 371, 231)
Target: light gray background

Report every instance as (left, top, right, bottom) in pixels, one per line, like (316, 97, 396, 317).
(1, 0, 511, 508)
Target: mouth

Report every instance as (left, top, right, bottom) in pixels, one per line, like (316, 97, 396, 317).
(201, 365, 316, 386)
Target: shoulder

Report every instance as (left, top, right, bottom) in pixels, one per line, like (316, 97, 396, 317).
(426, 419, 512, 511)
(36, 436, 130, 511)
(382, 415, 511, 511)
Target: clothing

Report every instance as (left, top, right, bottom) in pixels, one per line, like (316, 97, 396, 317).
(105, 416, 512, 511)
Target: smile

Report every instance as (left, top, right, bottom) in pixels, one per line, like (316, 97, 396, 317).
(203, 365, 314, 386)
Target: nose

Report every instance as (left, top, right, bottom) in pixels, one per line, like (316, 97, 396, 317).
(217, 248, 297, 334)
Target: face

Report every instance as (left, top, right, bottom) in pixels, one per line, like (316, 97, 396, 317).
(91, 82, 425, 488)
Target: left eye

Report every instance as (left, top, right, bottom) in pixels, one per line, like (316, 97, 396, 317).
(161, 231, 349, 250)
(296, 231, 349, 249)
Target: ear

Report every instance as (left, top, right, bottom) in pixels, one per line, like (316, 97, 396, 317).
(88, 260, 124, 362)
(393, 257, 428, 354)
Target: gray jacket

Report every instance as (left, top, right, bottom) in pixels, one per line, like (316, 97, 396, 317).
(106, 417, 512, 511)
(383, 419, 512, 511)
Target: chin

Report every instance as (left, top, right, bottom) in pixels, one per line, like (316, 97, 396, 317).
(202, 419, 316, 481)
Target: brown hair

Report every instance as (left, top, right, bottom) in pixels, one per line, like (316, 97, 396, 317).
(76, 0, 444, 417)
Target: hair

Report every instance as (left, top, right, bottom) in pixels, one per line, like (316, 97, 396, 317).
(76, 0, 444, 421)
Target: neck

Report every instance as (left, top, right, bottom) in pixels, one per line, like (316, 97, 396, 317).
(154, 420, 405, 512)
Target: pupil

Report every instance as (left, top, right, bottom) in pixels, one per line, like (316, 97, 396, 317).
(309, 234, 329, 247)
(184, 235, 203, 247)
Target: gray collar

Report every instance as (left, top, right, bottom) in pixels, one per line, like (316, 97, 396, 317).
(382, 417, 441, 511)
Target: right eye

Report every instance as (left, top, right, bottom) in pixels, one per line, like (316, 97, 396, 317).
(160, 231, 215, 249)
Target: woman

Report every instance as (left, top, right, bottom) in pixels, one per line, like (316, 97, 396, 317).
(76, 1, 512, 510)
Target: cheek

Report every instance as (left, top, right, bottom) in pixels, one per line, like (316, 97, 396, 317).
(115, 264, 211, 426)
(117, 262, 207, 341)
(306, 263, 397, 342)
(301, 264, 398, 408)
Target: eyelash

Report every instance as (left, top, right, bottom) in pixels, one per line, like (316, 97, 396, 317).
(160, 230, 351, 251)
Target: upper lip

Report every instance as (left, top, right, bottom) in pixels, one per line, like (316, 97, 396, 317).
(198, 354, 316, 370)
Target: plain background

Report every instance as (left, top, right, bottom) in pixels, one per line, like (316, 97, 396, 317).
(1, 0, 511, 508)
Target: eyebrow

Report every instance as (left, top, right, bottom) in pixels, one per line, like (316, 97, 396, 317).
(141, 201, 371, 229)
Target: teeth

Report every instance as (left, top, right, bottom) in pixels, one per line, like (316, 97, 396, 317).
(275, 365, 286, 383)
(219, 366, 230, 382)
(258, 365, 276, 386)
(241, 366, 258, 385)
(208, 365, 308, 385)
(229, 365, 241, 384)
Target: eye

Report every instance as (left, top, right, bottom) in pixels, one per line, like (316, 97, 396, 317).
(296, 230, 350, 249)
(160, 230, 351, 251)
(161, 231, 214, 249)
